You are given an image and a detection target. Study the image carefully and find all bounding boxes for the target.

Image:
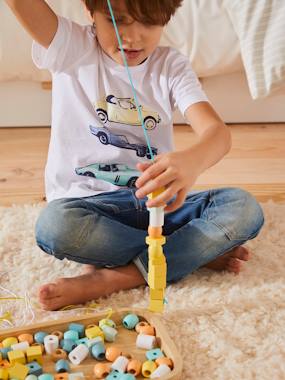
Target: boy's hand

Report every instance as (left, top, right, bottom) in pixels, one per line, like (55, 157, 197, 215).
(135, 150, 199, 212)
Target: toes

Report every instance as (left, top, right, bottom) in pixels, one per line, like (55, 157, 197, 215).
(38, 283, 58, 301)
(227, 258, 241, 274)
(232, 246, 250, 261)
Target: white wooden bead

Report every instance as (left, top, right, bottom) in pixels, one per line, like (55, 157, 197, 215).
(11, 341, 29, 351)
(101, 325, 118, 342)
(111, 355, 129, 373)
(68, 344, 89, 365)
(136, 334, 157, 350)
(44, 334, 59, 354)
(148, 207, 164, 227)
(150, 364, 171, 378)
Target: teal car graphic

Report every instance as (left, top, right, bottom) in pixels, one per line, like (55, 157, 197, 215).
(89, 125, 157, 159)
(75, 163, 140, 187)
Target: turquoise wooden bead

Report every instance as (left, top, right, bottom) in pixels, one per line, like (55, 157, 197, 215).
(91, 341, 106, 361)
(25, 376, 38, 380)
(55, 359, 70, 373)
(146, 348, 164, 361)
(34, 332, 48, 344)
(120, 374, 136, 380)
(38, 374, 54, 380)
(106, 372, 122, 380)
(75, 338, 89, 346)
(63, 330, 79, 341)
(68, 323, 85, 339)
(60, 339, 77, 353)
(122, 314, 139, 330)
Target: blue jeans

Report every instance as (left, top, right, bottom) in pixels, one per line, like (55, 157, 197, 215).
(35, 187, 264, 283)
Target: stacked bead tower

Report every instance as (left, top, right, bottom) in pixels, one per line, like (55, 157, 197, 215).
(146, 188, 167, 313)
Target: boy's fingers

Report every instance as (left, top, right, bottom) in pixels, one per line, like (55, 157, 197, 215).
(135, 160, 165, 188)
(136, 169, 176, 199)
(165, 189, 187, 212)
(146, 183, 180, 208)
(136, 162, 151, 172)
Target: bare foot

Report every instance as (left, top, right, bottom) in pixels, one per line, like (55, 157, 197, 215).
(38, 264, 146, 311)
(203, 246, 250, 274)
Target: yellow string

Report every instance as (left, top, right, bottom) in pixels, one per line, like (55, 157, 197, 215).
(0, 311, 13, 323)
(0, 297, 24, 300)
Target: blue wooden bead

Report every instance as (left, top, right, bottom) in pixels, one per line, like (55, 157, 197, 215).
(63, 330, 79, 341)
(26, 361, 43, 376)
(55, 359, 70, 373)
(0, 347, 11, 359)
(106, 372, 122, 380)
(38, 374, 54, 380)
(146, 348, 164, 361)
(60, 339, 77, 353)
(34, 332, 48, 344)
(68, 323, 85, 339)
(122, 314, 139, 330)
(91, 341, 106, 361)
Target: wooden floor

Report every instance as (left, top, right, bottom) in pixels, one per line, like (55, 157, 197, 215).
(0, 124, 284, 206)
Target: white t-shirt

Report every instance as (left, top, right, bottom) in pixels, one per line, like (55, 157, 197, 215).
(32, 16, 208, 202)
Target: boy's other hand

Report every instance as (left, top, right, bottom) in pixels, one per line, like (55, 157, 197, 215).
(135, 150, 199, 212)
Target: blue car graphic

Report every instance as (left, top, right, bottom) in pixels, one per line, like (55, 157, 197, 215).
(89, 125, 157, 159)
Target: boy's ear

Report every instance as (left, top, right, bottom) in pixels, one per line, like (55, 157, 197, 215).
(81, 0, 94, 22)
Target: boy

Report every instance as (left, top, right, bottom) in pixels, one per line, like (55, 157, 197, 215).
(6, 0, 264, 311)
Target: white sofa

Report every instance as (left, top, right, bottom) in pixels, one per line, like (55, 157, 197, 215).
(0, 0, 284, 127)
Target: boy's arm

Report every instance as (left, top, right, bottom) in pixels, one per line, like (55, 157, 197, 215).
(135, 102, 231, 212)
(5, 0, 58, 49)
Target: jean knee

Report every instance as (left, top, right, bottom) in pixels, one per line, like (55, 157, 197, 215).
(35, 199, 85, 257)
(211, 188, 264, 241)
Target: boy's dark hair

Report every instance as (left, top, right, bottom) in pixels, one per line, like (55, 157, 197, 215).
(83, 0, 183, 26)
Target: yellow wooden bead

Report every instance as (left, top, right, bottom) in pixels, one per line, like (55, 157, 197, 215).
(85, 326, 104, 340)
(142, 360, 157, 378)
(8, 362, 29, 380)
(2, 337, 18, 348)
(26, 346, 43, 365)
(0, 368, 8, 380)
(7, 350, 26, 365)
(149, 299, 164, 313)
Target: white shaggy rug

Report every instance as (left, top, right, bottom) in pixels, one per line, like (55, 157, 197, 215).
(0, 202, 284, 379)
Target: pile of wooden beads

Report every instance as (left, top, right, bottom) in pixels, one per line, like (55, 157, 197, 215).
(0, 313, 173, 380)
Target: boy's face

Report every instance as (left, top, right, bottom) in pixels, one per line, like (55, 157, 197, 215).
(92, 1, 163, 66)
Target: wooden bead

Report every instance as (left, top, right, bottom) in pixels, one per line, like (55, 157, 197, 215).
(51, 331, 64, 341)
(105, 346, 122, 362)
(18, 334, 33, 345)
(148, 226, 162, 238)
(31, 343, 44, 354)
(93, 362, 111, 379)
(139, 325, 155, 336)
(135, 321, 149, 334)
(54, 373, 68, 380)
(127, 359, 142, 376)
(155, 357, 174, 369)
(51, 349, 68, 362)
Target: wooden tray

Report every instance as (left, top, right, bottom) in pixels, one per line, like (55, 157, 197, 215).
(0, 308, 182, 380)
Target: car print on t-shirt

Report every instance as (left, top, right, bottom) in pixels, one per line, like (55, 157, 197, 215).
(75, 163, 140, 187)
(94, 95, 161, 130)
(89, 125, 157, 159)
